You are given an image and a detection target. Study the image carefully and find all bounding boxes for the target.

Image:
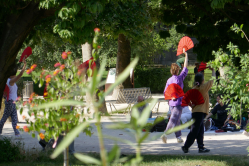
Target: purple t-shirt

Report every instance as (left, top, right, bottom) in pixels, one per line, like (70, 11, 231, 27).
(164, 67, 188, 106)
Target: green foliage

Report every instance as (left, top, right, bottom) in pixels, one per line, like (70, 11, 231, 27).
(159, 0, 249, 62)
(209, 23, 249, 121)
(0, 137, 25, 162)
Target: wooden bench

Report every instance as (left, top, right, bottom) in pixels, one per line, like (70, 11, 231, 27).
(106, 87, 152, 113)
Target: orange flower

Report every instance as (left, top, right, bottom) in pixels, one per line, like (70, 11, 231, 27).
(44, 92, 48, 97)
(31, 103, 35, 108)
(30, 92, 36, 98)
(30, 64, 37, 70)
(29, 97, 33, 103)
(45, 75, 51, 83)
(60, 64, 65, 71)
(23, 126, 29, 132)
(39, 133, 45, 140)
(60, 118, 67, 122)
(67, 51, 72, 55)
(54, 62, 61, 67)
(53, 69, 60, 76)
(61, 52, 68, 59)
(97, 45, 101, 49)
(76, 114, 80, 118)
(26, 69, 32, 74)
(16, 126, 20, 129)
(22, 115, 26, 120)
(94, 28, 100, 32)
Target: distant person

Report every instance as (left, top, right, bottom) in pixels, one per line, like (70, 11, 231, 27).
(0, 60, 27, 139)
(161, 48, 188, 144)
(194, 63, 199, 75)
(131, 96, 152, 118)
(204, 94, 231, 129)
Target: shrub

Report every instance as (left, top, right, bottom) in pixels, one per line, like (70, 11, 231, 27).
(0, 137, 25, 162)
(134, 67, 211, 93)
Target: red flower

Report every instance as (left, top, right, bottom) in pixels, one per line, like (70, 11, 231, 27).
(54, 62, 61, 67)
(97, 45, 101, 49)
(30, 64, 37, 71)
(94, 28, 100, 32)
(67, 51, 72, 55)
(23, 101, 27, 106)
(53, 70, 60, 76)
(23, 126, 29, 132)
(61, 52, 68, 59)
(26, 69, 32, 74)
(60, 64, 65, 71)
(45, 75, 51, 83)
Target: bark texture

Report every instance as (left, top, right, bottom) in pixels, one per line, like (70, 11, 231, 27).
(0, 2, 56, 108)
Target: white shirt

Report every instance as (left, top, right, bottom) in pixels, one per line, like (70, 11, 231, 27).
(7, 78, 18, 101)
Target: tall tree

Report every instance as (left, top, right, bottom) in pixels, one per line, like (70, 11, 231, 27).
(159, 0, 249, 62)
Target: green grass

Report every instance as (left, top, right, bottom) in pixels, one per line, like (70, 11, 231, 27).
(1, 154, 248, 166)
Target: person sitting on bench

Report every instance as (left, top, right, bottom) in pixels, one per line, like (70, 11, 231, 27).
(131, 96, 152, 118)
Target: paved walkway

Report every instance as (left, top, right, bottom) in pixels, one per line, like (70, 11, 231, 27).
(1, 94, 249, 156)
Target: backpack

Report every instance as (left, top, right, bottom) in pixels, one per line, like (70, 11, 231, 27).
(3, 84, 9, 101)
(151, 119, 168, 132)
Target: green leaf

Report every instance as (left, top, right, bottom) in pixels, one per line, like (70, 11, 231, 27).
(165, 120, 195, 135)
(51, 122, 89, 159)
(74, 153, 101, 165)
(35, 100, 86, 110)
(108, 144, 120, 162)
(20, 107, 23, 115)
(137, 98, 158, 126)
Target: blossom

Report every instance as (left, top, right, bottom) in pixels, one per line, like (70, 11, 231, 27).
(76, 114, 80, 118)
(16, 96, 21, 101)
(16, 126, 20, 129)
(97, 45, 101, 49)
(67, 51, 72, 55)
(60, 64, 65, 71)
(54, 62, 61, 67)
(53, 69, 60, 76)
(22, 115, 26, 120)
(31, 103, 35, 108)
(60, 118, 67, 122)
(26, 69, 32, 74)
(23, 101, 27, 106)
(44, 123, 49, 127)
(45, 75, 51, 83)
(61, 52, 68, 59)
(30, 64, 37, 71)
(39, 133, 45, 140)
(31, 112, 34, 116)
(23, 126, 29, 132)
(94, 28, 100, 32)
(247, 84, 248, 87)
(29, 97, 33, 103)
(44, 92, 48, 97)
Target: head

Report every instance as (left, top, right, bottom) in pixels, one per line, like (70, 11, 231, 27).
(137, 96, 144, 102)
(216, 94, 223, 105)
(9, 63, 18, 76)
(194, 72, 204, 87)
(170, 63, 180, 75)
(195, 63, 199, 68)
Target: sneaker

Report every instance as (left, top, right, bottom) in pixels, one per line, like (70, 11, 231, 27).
(161, 134, 167, 143)
(199, 147, 210, 153)
(177, 137, 184, 143)
(181, 146, 188, 153)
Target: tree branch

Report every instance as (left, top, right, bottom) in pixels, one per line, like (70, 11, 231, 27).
(219, 9, 242, 23)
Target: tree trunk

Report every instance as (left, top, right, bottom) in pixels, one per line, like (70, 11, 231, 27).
(81, 43, 108, 115)
(0, 2, 56, 109)
(112, 34, 132, 98)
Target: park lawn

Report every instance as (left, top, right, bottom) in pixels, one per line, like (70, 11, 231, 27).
(1, 154, 249, 166)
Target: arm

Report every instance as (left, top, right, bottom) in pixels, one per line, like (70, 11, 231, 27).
(204, 113, 213, 120)
(9, 60, 27, 86)
(224, 110, 232, 125)
(183, 48, 188, 68)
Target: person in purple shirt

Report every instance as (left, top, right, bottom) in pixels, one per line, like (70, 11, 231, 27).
(161, 48, 188, 144)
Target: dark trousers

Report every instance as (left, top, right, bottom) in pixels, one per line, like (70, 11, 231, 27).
(184, 112, 206, 149)
(212, 119, 225, 129)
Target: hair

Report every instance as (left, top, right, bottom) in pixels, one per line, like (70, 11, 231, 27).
(170, 63, 180, 75)
(194, 72, 204, 87)
(9, 63, 18, 76)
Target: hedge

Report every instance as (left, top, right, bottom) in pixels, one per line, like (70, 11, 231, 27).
(134, 67, 212, 93)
